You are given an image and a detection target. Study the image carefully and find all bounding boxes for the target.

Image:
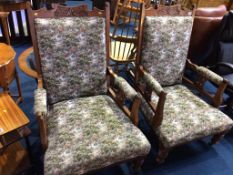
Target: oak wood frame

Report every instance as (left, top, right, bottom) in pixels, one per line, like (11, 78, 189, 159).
(133, 4, 229, 163)
(27, 2, 144, 173)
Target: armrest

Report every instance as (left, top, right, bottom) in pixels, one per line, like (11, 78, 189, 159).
(185, 60, 228, 107)
(107, 67, 141, 125)
(195, 66, 224, 85)
(34, 87, 48, 151)
(142, 71, 163, 95)
(187, 60, 224, 85)
(34, 88, 47, 116)
(114, 76, 138, 101)
(136, 66, 166, 127)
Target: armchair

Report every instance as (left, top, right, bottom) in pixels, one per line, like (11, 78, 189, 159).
(28, 3, 150, 174)
(210, 11, 233, 108)
(132, 4, 233, 163)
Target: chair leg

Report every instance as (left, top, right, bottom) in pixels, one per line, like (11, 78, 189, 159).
(156, 143, 170, 164)
(210, 132, 226, 145)
(131, 158, 144, 173)
(15, 70, 23, 104)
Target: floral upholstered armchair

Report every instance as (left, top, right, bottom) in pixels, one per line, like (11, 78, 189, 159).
(133, 4, 233, 163)
(27, 3, 151, 174)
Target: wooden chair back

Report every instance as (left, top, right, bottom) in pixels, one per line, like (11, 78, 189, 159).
(27, 2, 110, 86)
(110, 0, 143, 70)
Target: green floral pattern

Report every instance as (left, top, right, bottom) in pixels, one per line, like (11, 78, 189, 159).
(142, 16, 193, 86)
(34, 88, 47, 116)
(196, 66, 224, 85)
(142, 71, 163, 95)
(35, 17, 107, 104)
(141, 85, 233, 148)
(44, 95, 151, 175)
(114, 76, 139, 100)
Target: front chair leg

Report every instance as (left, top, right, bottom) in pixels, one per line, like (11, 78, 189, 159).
(210, 132, 226, 145)
(131, 158, 144, 173)
(156, 144, 170, 164)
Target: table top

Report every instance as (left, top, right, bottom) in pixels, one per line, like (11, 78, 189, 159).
(0, 43, 15, 66)
(0, 93, 29, 136)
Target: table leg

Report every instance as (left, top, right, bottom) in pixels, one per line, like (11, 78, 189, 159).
(15, 70, 23, 103)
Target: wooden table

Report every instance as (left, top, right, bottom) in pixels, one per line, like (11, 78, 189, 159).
(0, 93, 31, 150)
(0, 93, 31, 174)
(0, 93, 29, 138)
(0, 43, 23, 103)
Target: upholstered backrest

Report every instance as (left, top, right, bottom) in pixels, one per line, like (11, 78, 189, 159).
(35, 17, 107, 104)
(141, 16, 193, 86)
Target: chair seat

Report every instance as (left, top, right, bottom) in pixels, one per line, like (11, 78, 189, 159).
(141, 85, 233, 148)
(44, 95, 151, 175)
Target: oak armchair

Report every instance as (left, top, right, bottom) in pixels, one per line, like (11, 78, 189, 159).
(132, 4, 233, 163)
(28, 3, 150, 174)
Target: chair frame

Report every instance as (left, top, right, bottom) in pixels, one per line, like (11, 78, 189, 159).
(27, 2, 145, 172)
(132, 4, 229, 163)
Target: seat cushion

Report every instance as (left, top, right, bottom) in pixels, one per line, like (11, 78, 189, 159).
(141, 85, 233, 148)
(141, 16, 193, 86)
(35, 17, 107, 104)
(45, 95, 151, 175)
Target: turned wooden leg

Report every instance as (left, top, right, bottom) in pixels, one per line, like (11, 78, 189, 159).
(131, 158, 144, 173)
(0, 14, 11, 45)
(210, 132, 226, 145)
(156, 143, 170, 164)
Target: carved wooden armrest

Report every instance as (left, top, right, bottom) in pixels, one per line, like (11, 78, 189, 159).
(137, 66, 167, 127)
(34, 82, 48, 151)
(107, 67, 141, 125)
(184, 59, 228, 107)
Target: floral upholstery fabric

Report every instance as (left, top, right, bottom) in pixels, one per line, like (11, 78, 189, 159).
(35, 17, 107, 104)
(142, 71, 163, 95)
(141, 16, 193, 86)
(141, 84, 233, 148)
(196, 66, 224, 85)
(44, 95, 151, 175)
(114, 76, 139, 100)
(34, 88, 47, 116)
